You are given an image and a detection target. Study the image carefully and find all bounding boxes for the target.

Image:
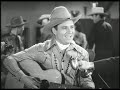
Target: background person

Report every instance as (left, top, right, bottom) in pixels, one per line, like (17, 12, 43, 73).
(88, 7, 114, 61)
(1, 16, 27, 88)
(37, 14, 52, 42)
(87, 7, 114, 88)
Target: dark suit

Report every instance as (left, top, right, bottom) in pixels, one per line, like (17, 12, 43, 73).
(88, 20, 114, 61)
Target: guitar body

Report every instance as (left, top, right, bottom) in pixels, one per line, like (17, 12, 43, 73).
(5, 59, 62, 89)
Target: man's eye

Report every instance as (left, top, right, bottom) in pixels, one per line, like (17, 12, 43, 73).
(71, 26, 74, 29)
(62, 26, 67, 29)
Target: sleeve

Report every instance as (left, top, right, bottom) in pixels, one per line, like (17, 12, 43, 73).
(3, 43, 48, 80)
(78, 74, 95, 89)
(83, 49, 89, 62)
(1, 36, 7, 53)
(88, 27, 95, 49)
(82, 33, 88, 49)
(79, 33, 88, 49)
(105, 23, 114, 54)
(1, 42, 6, 53)
(17, 35, 24, 51)
(77, 49, 95, 89)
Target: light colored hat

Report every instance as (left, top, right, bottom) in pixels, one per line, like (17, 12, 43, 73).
(88, 7, 108, 16)
(6, 16, 27, 28)
(43, 6, 82, 33)
(37, 14, 50, 26)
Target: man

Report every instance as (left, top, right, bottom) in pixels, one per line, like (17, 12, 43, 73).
(88, 7, 114, 61)
(1, 16, 27, 88)
(37, 14, 52, 42)
(1, 16, 26, 54)
(3, 6, 95, 89)
(87, 7, 114, 88)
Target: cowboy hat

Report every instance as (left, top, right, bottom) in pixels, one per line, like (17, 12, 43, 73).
(37, 14, 50, 27)
(6, 16, 27, 28)
(43, 6, 82, 33)
(88, 7, 108, 16)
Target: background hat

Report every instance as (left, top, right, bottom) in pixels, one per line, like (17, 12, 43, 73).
(37, 14, 50, 26)
(6, 16, 27, 28)
(43, 6, 82, 33)
(88, 7, 108, 16)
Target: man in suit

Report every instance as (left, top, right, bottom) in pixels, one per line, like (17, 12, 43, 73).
(88, 7, 114, 61)
(87, 7, 114, 88)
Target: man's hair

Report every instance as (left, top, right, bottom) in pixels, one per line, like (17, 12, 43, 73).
(53, 24, 58, 30)
(99, 14, 105, 19)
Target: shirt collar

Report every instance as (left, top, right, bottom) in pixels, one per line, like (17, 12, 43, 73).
(45, 36, 79, 52)
(56, 40, 70, 50)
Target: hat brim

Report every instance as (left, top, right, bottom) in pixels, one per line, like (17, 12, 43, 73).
(43, 15, 82, 34)
(6, 20, 27, 27)
(88, 12, 108, 16)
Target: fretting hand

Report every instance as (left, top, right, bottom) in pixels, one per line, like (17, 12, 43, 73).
(20, 75, 40, 89)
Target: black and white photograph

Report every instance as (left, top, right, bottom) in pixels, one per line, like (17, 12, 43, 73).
(1, 1, 119, 89)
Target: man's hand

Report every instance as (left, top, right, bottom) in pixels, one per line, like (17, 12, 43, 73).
(20, 75, 40, 89)
(1, 42, 5, 52)
(79, 61, 94, 70)
(78, 61, 95, 77)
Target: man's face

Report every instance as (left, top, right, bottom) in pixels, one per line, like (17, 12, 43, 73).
(53, 20, 75, 45)
(17, 25, 24, 35)
(92, 14, 100, 23)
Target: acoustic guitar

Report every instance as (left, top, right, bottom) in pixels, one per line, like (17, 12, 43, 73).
(5, 59, 80, 89)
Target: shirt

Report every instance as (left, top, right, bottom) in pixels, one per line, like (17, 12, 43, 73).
(4, 37, 95, 88)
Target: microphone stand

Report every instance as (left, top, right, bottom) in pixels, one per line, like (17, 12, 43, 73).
(93, 60, 111, 89)
(97, 73, 110, 88)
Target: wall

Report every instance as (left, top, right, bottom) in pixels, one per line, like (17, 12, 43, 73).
(108, 2, 119, 19)
(1, 1, 91, 47)
(1, 1, 55, 46)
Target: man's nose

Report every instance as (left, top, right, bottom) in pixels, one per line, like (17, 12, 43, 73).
(67, 27, 73, 33)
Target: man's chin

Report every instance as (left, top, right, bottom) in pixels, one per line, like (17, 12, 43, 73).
(65, 40, 73, 44)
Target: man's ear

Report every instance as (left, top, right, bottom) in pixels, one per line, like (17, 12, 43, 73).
(52, 27, 56, 35)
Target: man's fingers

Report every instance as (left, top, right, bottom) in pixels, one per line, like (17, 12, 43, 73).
(88, 72, 92, 76)
(32, 85, 39, 89)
